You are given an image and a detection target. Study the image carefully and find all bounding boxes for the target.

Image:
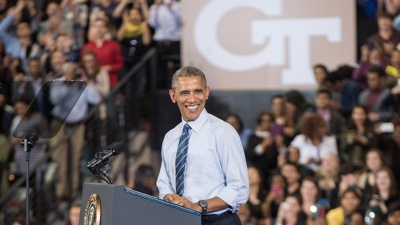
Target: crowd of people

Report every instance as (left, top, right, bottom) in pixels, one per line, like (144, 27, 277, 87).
(0, 0, 180, 223)
(228, 2, 400, 224)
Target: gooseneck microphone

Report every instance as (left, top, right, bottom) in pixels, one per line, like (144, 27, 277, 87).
(87, 142, 126, 183)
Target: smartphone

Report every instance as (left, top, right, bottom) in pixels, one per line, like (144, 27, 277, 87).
(379, 122, 394, 133)
(271, 184, 281, 195)
(255, 131, 270, 138)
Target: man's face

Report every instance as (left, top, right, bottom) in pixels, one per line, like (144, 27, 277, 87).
(0, 0, 6, 10)
(315, 93, 330, 109)
(169, 76, 209, 122)
(378, 17, 392, 30)
(16, 23, 31, 38)
(28, 60, 40, 77)
(92, 20, 107, 39)
(314, 67, 326, 86)
(367, 72, 381, 90)
(69, 206, 81, 225)
(51, 51, 66, 73)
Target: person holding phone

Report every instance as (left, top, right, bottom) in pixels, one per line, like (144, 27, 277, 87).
(245, 111, 284, 187)
(326, 188, 362, 225)
(275, 194, 307, 225)
(263, 174, 287, 221)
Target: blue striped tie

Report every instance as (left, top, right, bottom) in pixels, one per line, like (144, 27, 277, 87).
(175, 124, 191, 196)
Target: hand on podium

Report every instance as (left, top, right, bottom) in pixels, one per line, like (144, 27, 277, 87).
(163, 193, 201, 212)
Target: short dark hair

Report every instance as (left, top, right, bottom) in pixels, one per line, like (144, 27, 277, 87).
(313, 64, 328, 74)
(377, 11, 393, 20)
(171, 66, 207, 90)
(256, 110, 275, 125)
(368, 66, 386, 78)
(135, 164, 155, 184)
(316, 88, 332, 99)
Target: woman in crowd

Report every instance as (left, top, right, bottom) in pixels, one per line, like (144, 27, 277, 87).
(300, 177, 329, 219)
(326, 188, 362, 225)
(245, 111, 282, 185)
(247, 166, 268, 225)
(366, 167, 399, 221)
(263, 173, 287, 222)
(290, 113, 338, 172)
(317, 153, 341, 209)
(344, 105, 378, 166)
(358, 148, 386, 203)
(80, 50, 110, 98)
(116, 5, 151, 68)
(353, 41, 389, 88)
(274, 194, 307, 225)
(80, 50, 110, 156)
(225, 113, 253, 149)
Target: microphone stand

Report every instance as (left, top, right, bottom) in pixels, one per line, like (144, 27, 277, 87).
(21, 133, 38, 225)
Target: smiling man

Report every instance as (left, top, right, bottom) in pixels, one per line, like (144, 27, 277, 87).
(156, 66, 249, 225)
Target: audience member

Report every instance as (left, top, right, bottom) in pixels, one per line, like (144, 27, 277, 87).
(284, 90, 314, 134)
(68, 200, 81, 225)
(377, 117, 400, 181)
(338, 163, 362, 198)
(313, 64, 329, 89)
(317, 153, 340, 209)
(290, 113, 338, 172)
(237, 203, 256, 225)
(131, 164, 157, 196)
(271, 95, 295, 145)
(358, 66, 394, 122)
(353, 41, 389, 88)
(366, 167, 399, 222)
(277, 146, 315, 178)
(38, 2, 70, 47)
(245, 111, 282, 185)
(148, 0, 181, 89)
(314, 89, 346, 137)
(49, 62, 101, 200)
(280, 162, 301, 196)
(0, 1, 41, 72)
(81, 18, 124, 88)
(324, 68, 364, 118)
(274, 194, 307, 225)
(263, 173, 287, 221)
(326, 188, 362, 225)
(358, 149, 386, 202)
(247, 166, 268, 225)
(300, 177, 329, 219)
(90, 0, 119, 25)
(367, 12, 400, 58)
(385, 50, 400, 89)
(226, 114, 253, 149)
(344, 105, 378, 165)
(116, 2, 151, 69)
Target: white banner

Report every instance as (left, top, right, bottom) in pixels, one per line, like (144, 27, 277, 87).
(182, 0, 356, 90)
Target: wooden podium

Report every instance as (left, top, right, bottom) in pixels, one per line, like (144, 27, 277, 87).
(79, 183, 201, 225)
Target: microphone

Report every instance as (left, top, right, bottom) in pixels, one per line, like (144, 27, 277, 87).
(87, 142, 126, 174)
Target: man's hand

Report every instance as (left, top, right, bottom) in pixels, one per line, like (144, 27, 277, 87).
(164, 194, 193, 208)
(163, 193, 180, 202)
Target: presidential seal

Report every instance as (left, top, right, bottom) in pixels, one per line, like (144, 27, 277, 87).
(84, 194, 101, 225)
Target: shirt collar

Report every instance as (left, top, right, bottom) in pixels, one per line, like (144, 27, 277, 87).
(181, 109, 208, 133)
